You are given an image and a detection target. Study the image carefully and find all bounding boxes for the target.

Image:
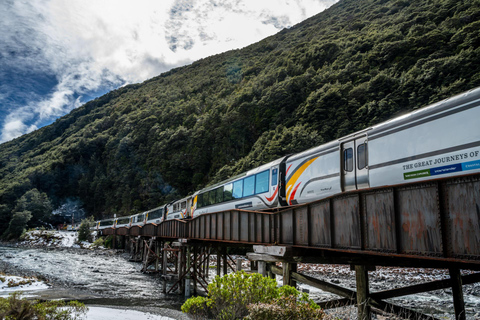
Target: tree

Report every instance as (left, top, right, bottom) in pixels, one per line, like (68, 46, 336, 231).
(13, 189, 53, 229)
(0, 204, 11, 237)
(77, 216, 95, 242)
(2, 211, 32, 240)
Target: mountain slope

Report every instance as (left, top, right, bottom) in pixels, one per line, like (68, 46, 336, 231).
(1, 0, 479, 230)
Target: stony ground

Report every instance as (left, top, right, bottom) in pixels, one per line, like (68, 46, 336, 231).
(2, 231, 480, 319)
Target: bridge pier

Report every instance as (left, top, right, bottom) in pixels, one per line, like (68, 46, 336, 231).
(355, 265, 371, 320)
(449, 268, 466, 320)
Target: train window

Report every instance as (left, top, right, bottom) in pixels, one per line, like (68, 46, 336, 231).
(255, 170, 269, 194)
(181, 201, 186, 210)
(233, 180, 243, 199)
(216, 187, 223, 203)
(197, 194, 204, 208)
(243, 175, 255, 197)
(344, 148, 353, 172)
(271, 168, 278, 186)
(209, 190, 216, 205)
(224, 183, 233, 201)
(357, 144, 367, 170)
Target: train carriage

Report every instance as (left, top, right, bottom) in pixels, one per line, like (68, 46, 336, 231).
(192, 157, 286, 217)
(96, 87, 480, 232)
(145, 205, 167, 224)
(166, 197, 192, 220)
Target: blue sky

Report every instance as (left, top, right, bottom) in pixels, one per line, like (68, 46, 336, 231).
(0, 0, 337, 143)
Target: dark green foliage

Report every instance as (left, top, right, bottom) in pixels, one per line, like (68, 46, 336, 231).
(12, 189, 53, 229)
(2, 211, 32, 240)
(77, 216, 95, 243)
(1, 0, 480, 224)
(0, 292, 87, 320)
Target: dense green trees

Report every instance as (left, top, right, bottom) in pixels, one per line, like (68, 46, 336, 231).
(1, 189, 52, 239)
(0, 0, 480, 227)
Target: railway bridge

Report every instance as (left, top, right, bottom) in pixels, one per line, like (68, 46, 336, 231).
(99, 173, 480, 320)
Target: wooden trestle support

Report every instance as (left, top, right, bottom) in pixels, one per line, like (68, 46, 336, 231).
(123, 237, 480, 320)
(247, 246, 480, 320)
(100, 173, 480, 320)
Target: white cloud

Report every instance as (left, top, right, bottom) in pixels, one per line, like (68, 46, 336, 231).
(0, 0, 337, 143)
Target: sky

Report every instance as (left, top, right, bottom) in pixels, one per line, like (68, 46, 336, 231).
(0, 0, 338, 143)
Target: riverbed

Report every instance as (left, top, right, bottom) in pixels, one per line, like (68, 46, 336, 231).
(1, 244, 479, 320)
(0, 245, 188, 319)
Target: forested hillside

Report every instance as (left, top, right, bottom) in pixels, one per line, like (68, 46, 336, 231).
(1, 0, 480, 234)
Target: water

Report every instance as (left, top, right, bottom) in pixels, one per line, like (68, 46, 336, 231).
(0, 246, 186, 318)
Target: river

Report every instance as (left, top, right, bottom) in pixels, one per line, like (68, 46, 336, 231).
(0, 245, 188, 319)
(1, 245, 480, 319)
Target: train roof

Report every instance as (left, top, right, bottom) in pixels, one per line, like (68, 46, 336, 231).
(285, 140, 339, 163)
(287, 86, 480, 162)
(368, 86, 480, 138)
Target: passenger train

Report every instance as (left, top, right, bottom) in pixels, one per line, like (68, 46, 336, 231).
(96, 87, 480, 230)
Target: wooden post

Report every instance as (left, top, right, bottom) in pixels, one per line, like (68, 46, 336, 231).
(193, 246, 198, 295)
(179, 246, 184, 294)
(155, 240, 160, 272)
(216, 247, 221, 276)
(112, 230, 116, 249)
(222, 247, 228, 276)
(258, 261, 267, 276)
(283, 262, 291, 286)
(283, 262, 297, 287)
(267, 263, 275, 279)
(449, 268, 466, 320)
(162, 242, 168, 294)
(355, 265, 371, 320)
(236, 258, 242, 271)
(185, 245, 191, 297)
(206, 247, 211, 279)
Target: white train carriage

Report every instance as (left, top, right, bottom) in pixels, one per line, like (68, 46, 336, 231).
(145, 205, 167, 224)
(130, 212, 147, 226)
(166, 196, 192, 220)
(191, 157, 286, 217)
(284, 87, 480, 206)
(96, 87, 480, 228)
(96, 218, 116, 230)
(115, 216, 131, 228)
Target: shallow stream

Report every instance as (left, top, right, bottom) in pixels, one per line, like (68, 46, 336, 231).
(0, 246, 187, 319)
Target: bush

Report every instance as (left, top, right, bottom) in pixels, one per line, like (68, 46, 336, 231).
(246, 292, 325, 320)
(104, 235, 113, 248)
(92, 237, 105, 248)
(181, 296, 211, 320)
(0, 292, 87, 320)
(182, 271, 324, 320)
(2, 211, 32, 240)
(77, 216, 95, 242)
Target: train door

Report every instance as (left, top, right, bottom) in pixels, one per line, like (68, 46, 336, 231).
(342, 140, 356, 191)
(341, 135, 369, 191)
(355, 136, 369, 189)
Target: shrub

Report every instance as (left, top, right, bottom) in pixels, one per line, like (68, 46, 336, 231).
(77, 216, 95, 242)
(92, 237, 105, 248)
(181, 296, 211, 320)
(246, 294, 325, 320)
(0, 292, 87, 320)
(182, 271, 324, 320)
(104, 235, 113, 248)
